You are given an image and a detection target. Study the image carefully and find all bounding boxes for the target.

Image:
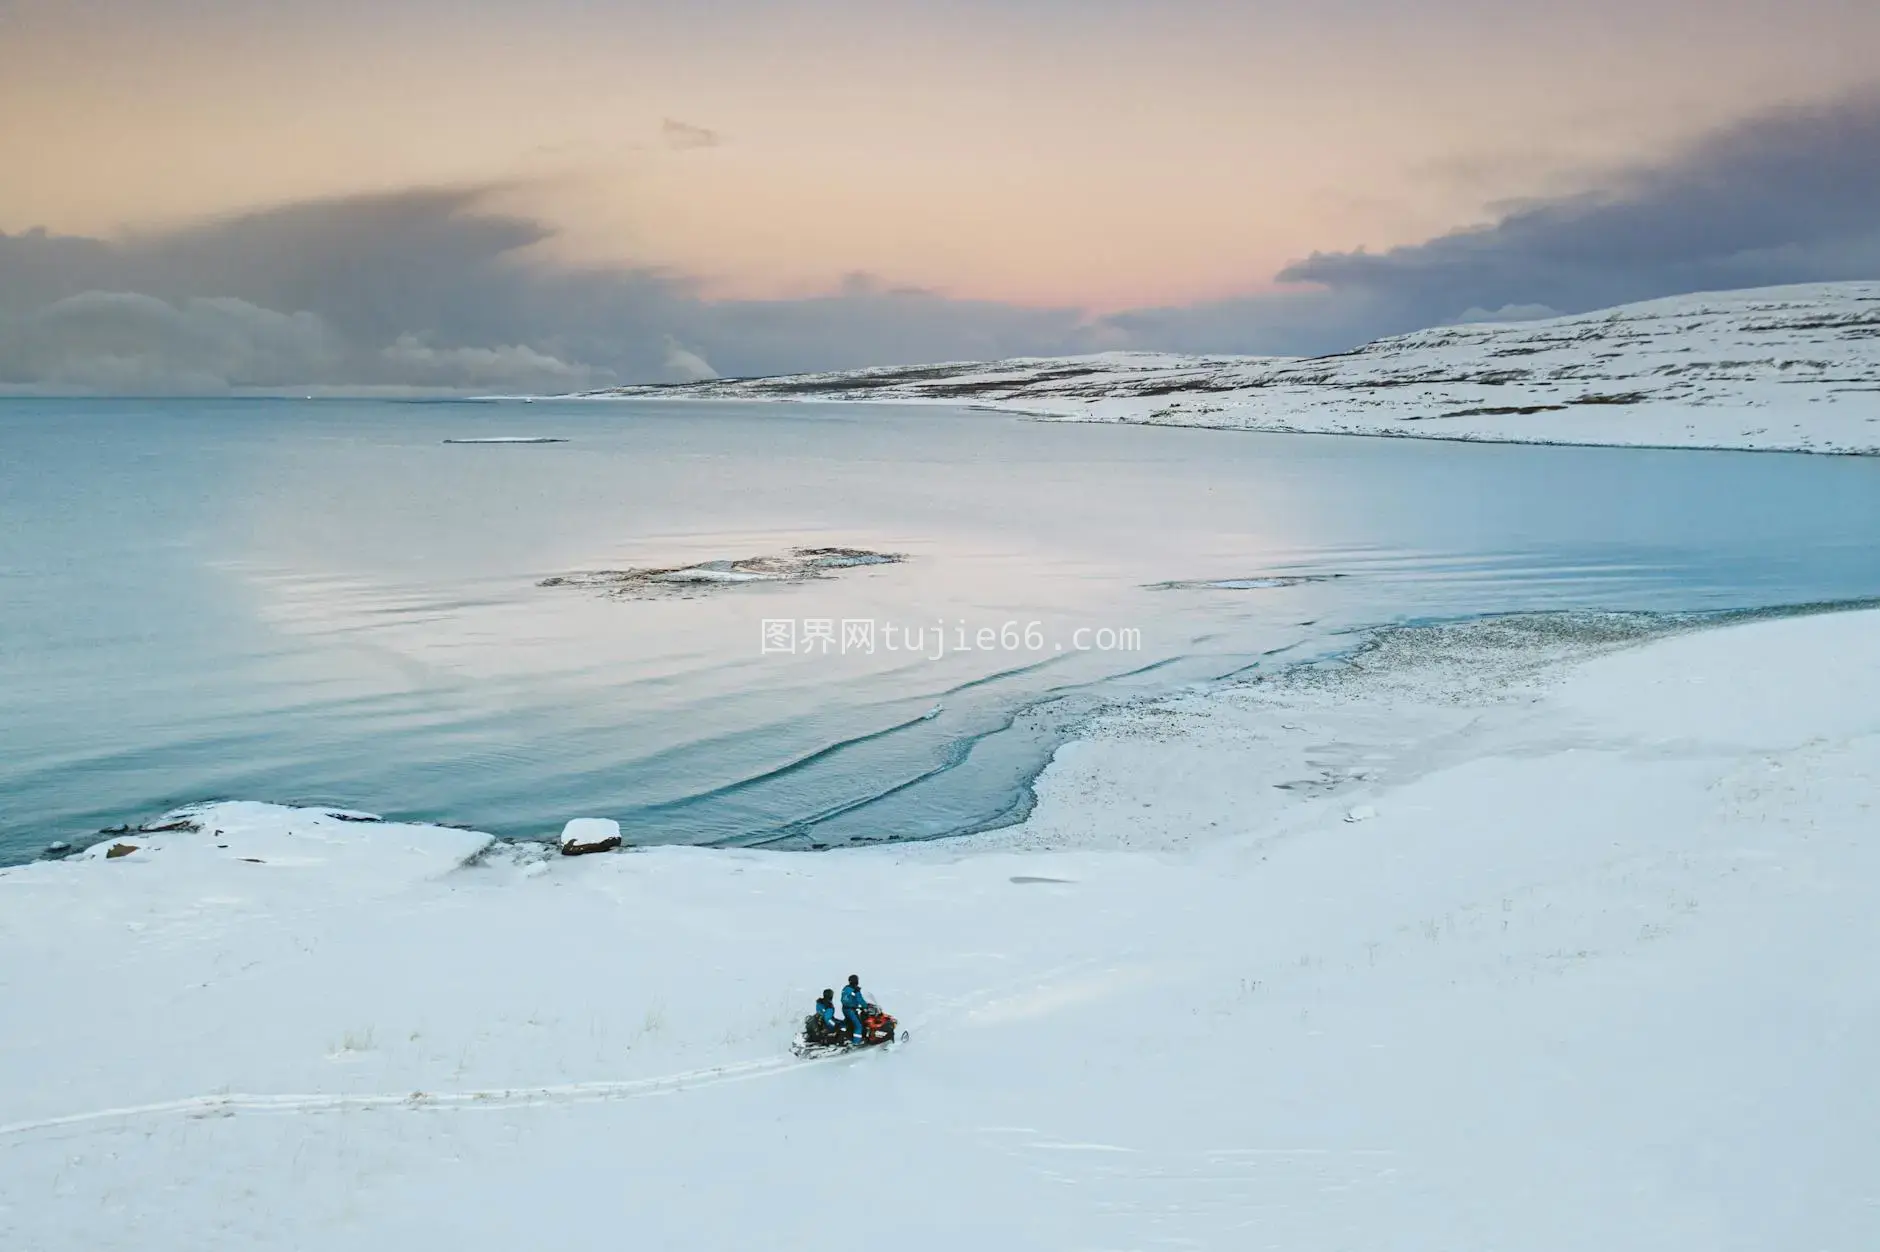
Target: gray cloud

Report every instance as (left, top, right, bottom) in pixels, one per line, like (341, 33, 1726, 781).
(1449, 303, 1563, 325)
(0, 188, 614, 392)
(378, 336, 599, 393)
(1286, 92, 1880, 310)
(0, 187, 1097, 391)
(0, 292, 344, 393)
(661, 336, 719, 382)
(1118, 91, 1880, 354)
(661, 118, 724, 151)
(3, 91, 1878, 391)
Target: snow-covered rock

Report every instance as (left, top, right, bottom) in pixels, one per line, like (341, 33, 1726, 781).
(559, 817, 622, 855)
(65, 801, 493, 883)
(584, 282, 1880, 454)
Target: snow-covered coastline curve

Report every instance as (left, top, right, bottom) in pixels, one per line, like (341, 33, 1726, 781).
(3, 605, 1876, 1248)
(583, 282, 1880, 455)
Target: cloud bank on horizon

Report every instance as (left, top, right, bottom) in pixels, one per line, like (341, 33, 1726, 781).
(2, 93, 1877, 394)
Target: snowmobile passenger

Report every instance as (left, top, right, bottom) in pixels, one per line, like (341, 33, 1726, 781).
(840, 974, 869, 1041)
(814, 989, 839, 1034)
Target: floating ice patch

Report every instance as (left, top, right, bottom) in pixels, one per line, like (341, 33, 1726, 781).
(649, 568, 782, 584)
(1147, 574, 1341, 591)
(797, 547, 902, 568)
(541, 546, 905, 598)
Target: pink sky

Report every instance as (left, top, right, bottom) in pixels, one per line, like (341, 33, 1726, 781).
(3, 0, 1877, 310)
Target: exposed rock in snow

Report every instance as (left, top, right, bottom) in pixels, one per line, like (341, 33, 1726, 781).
(583, 282, 1880, 454)
(55, 801, 494, 888)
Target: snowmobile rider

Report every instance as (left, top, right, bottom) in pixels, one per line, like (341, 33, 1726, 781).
(840, 974, 870, 1042)
(814, 989, 839, 1035)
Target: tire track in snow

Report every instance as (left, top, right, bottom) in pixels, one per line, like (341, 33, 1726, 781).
(2, 963, 1101, 1143)
(0, 1051, 844, 1141)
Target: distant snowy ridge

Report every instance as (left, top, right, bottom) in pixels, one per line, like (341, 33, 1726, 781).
(584, 282, 1880, 454)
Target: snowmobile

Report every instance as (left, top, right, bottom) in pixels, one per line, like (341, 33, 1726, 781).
(792, 1005, 906, 1058)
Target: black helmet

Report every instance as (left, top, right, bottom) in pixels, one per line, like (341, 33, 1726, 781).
(820, 988, 834, 1000)
(847, 974, 860, 986)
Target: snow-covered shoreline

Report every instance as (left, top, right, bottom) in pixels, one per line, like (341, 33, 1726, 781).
(4, 606, 1878, 1248)
(582, 282, 1880, 456)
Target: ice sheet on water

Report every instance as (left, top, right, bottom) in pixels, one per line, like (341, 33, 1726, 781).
(1146, 574, 1341, 591)
(539, 546, 905, 598)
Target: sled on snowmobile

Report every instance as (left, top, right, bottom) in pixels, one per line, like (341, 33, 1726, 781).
(792, 1005, 905, 1057)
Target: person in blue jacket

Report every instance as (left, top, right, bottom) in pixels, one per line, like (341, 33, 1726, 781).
(813, 988, 840, 1040)
(840, 974, 870, 1042)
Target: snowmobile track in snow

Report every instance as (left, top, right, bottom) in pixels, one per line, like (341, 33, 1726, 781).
(0, 1052, 858, 1141)
(0, 966, 1080, 1144)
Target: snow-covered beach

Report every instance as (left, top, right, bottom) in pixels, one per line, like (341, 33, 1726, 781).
(586, 282, 1880, 456)
(12, 0, 1880, 1245)
(5, 605, 1875, 1249)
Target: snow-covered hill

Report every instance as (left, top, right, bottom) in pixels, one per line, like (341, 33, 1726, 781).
(589, 282, 1880, 454)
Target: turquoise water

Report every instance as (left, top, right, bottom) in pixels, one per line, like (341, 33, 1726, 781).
(3, 396, 1878, 862)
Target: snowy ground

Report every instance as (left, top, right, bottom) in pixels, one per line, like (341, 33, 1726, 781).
(586, 282, 1880, 455)
(3, 608, 1878, 1249)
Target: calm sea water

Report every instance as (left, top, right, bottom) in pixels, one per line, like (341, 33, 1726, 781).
(3, 396, 1878, 863)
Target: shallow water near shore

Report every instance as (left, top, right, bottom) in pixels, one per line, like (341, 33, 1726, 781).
(4, 395, 1880, 862)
